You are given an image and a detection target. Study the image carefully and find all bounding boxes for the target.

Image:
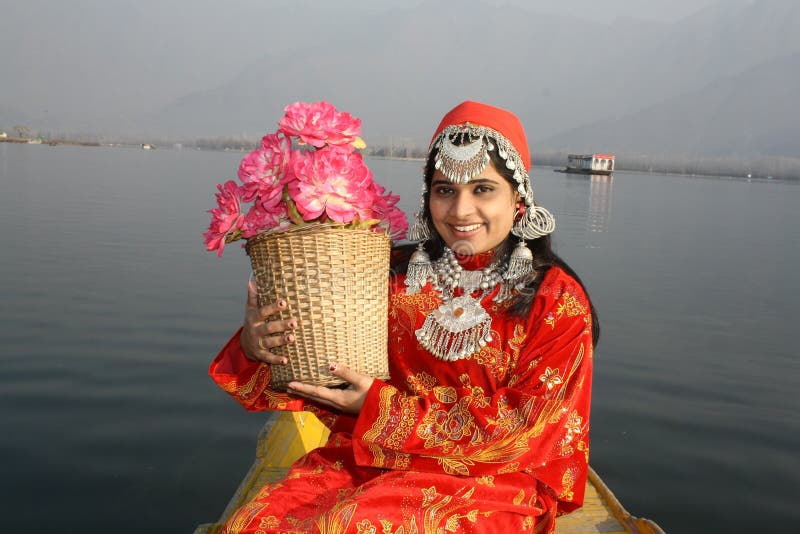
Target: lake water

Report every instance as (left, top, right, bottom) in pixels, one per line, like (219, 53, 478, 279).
(1, 143, 797, 533)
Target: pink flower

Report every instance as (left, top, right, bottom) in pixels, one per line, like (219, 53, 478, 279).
(289, 147, 377, 223)
(370, 183, 408, 240)
(204, 180, 245, 257)
(237, 133, 293, 205)
(241, 201, 291, 238)
(279, 101, 361, 148)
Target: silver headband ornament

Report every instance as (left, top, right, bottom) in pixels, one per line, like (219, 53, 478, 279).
(433, 124, 530, 201)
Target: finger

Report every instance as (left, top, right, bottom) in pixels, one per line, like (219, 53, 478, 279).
(287, 381, 339, 404)
(246, 278, 259, 310)
(328, 363, 370, 389)
(286, 386, 339, 410)
(256, 332, 295, 351)
(258, 318, 298, 337)
(255, 299, 289, 321)
(255, 350, 288, 366)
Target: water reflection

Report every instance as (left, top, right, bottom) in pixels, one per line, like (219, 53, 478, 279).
(558, 174, 614, 248)
(588, 175, 613, 237)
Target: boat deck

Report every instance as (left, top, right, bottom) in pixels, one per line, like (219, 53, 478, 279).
(195, 412, 664, 534)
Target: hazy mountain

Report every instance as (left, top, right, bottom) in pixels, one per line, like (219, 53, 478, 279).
(148, 0, 606, 141)
(540, 52, 800, 158)
(2, 0, 797, 159)
(141, 0, 798, 158)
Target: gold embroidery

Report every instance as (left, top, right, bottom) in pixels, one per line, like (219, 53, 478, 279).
(507, 323, 527, 374)
(565, 411, 583, 438)
(421, 486, 438, 506)
(513, 489, 525, 505)
(422, 344, 587, 474)
(578, 439, 590, 464)
(420, 486, 487, 533)
(560, 467, 577, 501)
(418, 398, 476, 453)
(476, 475, 495, 486)
(459, 375, 491, 408)
(395, 452, 411, 470)
(544, 291, 587, 330)
(380, 516, 419, 534)
(437, 456, 473, 476)
(362, 386, 398, 467)
(385, 395, 419, 449)
(433, 386, 458, 404)
(225, 500, 265, 533)
(538, 367, 563, 391)
(316, 502, 358, 534)
(356, 519, 378, 534)
(367, 485, 503, 534)
(497, 462, 520, 474)
(258, 516, 280, 529)
(406, 371, 437, 394)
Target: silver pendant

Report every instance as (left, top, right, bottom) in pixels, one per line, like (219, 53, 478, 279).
(415, 294, 493, 361)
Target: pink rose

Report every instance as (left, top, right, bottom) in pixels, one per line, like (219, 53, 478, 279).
(289, 147, 377, 223)
(241, 201, 291, 238)
(279, 101, 361, 148)
(204, 180, 245, 257)
(370, 183, 408, 240)
(237, 133, 293, 206)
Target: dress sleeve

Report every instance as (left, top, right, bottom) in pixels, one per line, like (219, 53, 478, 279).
(209, 328, 306, 412)
(351, 267, 593, 507)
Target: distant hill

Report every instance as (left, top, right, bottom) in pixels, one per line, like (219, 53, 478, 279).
(3, 0, 798, 160)
(146, 0, 799, 158)
(541, 53, 800, 158)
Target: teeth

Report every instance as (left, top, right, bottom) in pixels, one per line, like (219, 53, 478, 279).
(454, 224, 481, 232)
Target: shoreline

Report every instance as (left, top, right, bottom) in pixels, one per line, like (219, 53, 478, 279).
(0, 137, 101, 147)
(2, 136, 796, 182)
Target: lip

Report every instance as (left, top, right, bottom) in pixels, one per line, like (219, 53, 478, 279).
(449, 223, 483, 234)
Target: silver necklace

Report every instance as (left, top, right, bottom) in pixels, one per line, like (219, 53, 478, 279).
(415, 248, 506, 361)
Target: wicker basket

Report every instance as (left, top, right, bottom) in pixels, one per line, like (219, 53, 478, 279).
(246, 223, 391, 390)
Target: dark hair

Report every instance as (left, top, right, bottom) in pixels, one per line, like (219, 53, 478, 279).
(392, 140, 600, 347)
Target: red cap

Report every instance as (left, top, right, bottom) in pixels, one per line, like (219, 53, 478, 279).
(431, 101, 530, 172)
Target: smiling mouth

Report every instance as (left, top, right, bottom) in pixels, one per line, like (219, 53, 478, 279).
(452, 223, 482, 232)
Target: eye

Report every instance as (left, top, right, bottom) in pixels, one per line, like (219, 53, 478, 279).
(433, 185, 454, 196)
(474, 185, 494, 194)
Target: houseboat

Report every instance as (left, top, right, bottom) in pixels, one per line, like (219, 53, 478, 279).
(564, 153, 615, 175)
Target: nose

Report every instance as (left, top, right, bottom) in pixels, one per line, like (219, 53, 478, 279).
(450, 190, 475, 219)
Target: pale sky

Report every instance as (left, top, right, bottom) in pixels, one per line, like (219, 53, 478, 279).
(0, 0, 729, 131)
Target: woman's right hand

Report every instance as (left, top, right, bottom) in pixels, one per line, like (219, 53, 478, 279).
(240, 280, 297, 365)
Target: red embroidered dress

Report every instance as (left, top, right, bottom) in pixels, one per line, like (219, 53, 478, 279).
(210, 252, 593, 533)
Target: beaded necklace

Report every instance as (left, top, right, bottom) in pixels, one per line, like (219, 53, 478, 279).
(415, 247, 509, 361)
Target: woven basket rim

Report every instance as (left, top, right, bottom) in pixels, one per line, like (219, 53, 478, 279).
(245, 222, 389, 249)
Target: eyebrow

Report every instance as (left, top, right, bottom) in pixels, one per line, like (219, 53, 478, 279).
(431, 177, 499, 186)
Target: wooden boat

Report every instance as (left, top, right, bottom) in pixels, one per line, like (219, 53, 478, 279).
(195, 412, 665, 534)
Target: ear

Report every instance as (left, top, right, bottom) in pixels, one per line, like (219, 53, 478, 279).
(514, 201, 525, 221)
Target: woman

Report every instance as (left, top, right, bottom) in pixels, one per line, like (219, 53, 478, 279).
(210, 101, 598, 533)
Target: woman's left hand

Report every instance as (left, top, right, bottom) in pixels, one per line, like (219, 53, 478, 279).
(286, 363, 374, 415)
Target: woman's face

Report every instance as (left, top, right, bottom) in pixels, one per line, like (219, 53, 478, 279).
(428, 162, 519, 255)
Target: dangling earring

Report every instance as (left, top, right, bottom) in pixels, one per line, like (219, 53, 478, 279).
(507, 204, 534, 282)
(407, 210, 431, 242)
(507, 240, 534, 281)
(405, 242, 432, 294)
(513, 203, 555, 240)
(405, 209, 433, 294)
